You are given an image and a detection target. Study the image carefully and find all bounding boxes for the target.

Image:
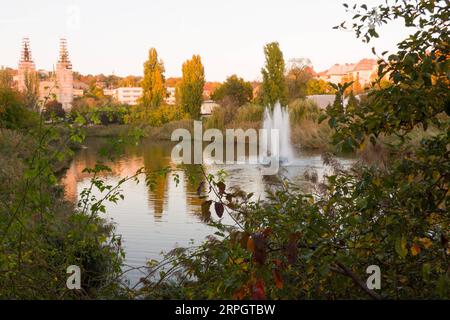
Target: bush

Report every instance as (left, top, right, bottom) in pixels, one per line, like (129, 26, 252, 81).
(0, 125, 126, 299)
(0, 88, 39, 130)
(206, 103, 264, 130)
(43, 100, 66, 120)
(125, 104, 186, 126)
(288, 98, 321, 123)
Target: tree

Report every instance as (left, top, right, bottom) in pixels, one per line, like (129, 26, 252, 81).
(43, 100, 65, 120)
(0, 67, 13, 89)
(341, 73, 363, 95)
(286, 58, 315, 100)
(118, 75, 141, 88)
(211, 75, 253, 107)
(345, 90, 359, 113)
(178, 55, 205, 119)
(0, 87, 38, 129)
(260, 42, 288, 107)
(306, 78, 335, 95)
(141, 48, 166, 108)
(23, 70, 39, 111)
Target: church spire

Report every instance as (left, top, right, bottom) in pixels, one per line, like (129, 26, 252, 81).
(20, 37, 33, 62)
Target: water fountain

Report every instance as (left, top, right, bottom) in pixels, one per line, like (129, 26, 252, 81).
(261, 101, 295, 165)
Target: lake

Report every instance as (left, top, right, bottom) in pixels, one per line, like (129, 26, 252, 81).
(61, 137, 355, 284)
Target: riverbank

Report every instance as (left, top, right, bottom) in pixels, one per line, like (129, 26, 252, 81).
(84, 117, 333, 151)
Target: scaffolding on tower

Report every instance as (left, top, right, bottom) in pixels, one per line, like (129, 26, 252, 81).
(20, 37, 33, 62)
(58, 38, 72, 69)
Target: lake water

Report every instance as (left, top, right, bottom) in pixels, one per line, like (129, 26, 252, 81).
(61, 137, 355, 284)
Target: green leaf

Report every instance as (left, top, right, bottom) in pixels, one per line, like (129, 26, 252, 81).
(395, 236, 407, 258)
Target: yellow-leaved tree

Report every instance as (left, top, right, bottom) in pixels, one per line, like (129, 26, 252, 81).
(141, 48, 166, 108)
(177, 55, 205, 119)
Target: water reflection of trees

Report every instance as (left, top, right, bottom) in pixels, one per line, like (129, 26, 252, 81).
(62, 138, 205, 221)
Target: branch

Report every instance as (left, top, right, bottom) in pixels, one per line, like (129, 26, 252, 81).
(333, 261, 382, 300)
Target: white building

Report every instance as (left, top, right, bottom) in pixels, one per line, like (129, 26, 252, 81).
(349, 59, 378, 86)
(113, 87, 143, 105)
(103, 88, 115, 96)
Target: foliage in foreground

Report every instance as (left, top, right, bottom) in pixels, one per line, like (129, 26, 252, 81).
(0, 93, 133, 298)
(138, 0, 449, 299)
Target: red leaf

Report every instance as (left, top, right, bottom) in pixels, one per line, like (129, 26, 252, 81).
(251, 232, 267, 265)
(214, 202, 224, 218)
(252, 279, 266, 300)
(233, 284, 250, 300)
(262, 227, 272, 237)
(247, 237, 255, 253)
(272, 268, 283, 289)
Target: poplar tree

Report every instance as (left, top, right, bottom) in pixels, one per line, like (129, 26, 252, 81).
(178, 55, 205, 119)
(261, 42, 288, 107)
(141, 48, 165, 108)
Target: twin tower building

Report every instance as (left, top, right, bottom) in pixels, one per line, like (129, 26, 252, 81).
(17, 38, 73, 111)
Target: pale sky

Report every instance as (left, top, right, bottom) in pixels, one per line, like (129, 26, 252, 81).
(0, 0, 410, 81)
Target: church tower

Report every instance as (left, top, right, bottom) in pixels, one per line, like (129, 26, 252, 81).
(17, 37, 36, 92)
(56, 38, 73, 111)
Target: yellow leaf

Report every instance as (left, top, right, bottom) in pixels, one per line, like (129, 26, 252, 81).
(419, 237, 432, 249)
(411, 244, 421, 256)
(373, 178, 381, 187)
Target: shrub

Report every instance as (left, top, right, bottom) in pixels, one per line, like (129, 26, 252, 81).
(0, 88, 39, 130)
(43, 100, 66, 120)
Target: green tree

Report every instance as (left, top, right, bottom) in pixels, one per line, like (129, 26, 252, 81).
(23, 70, 39, 111)
(260, 42, 288, 107)
(178, 55, 205, 119)
(345, 90, 359, 113)
(141, 48, 166, 108)
(211, 74, 253, 107)
(0, 87, 39, 129)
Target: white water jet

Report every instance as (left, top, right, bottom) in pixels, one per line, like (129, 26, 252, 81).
(261, 101, 295, 164)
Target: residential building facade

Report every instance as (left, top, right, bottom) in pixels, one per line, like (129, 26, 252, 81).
(113, 87, 143, 105)
(318, 59, 377, 86)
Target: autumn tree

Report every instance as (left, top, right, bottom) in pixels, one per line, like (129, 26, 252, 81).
(119, 75, 141, 88)
(306, 78, 335, 95)
(286, 58, 315, 100)
(260, 42, 288, 107)
(0, 67, 13, 89)
(178, 55, 205, 119)
(211, 74, 253, 107)
(141, 48, 166, 108)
